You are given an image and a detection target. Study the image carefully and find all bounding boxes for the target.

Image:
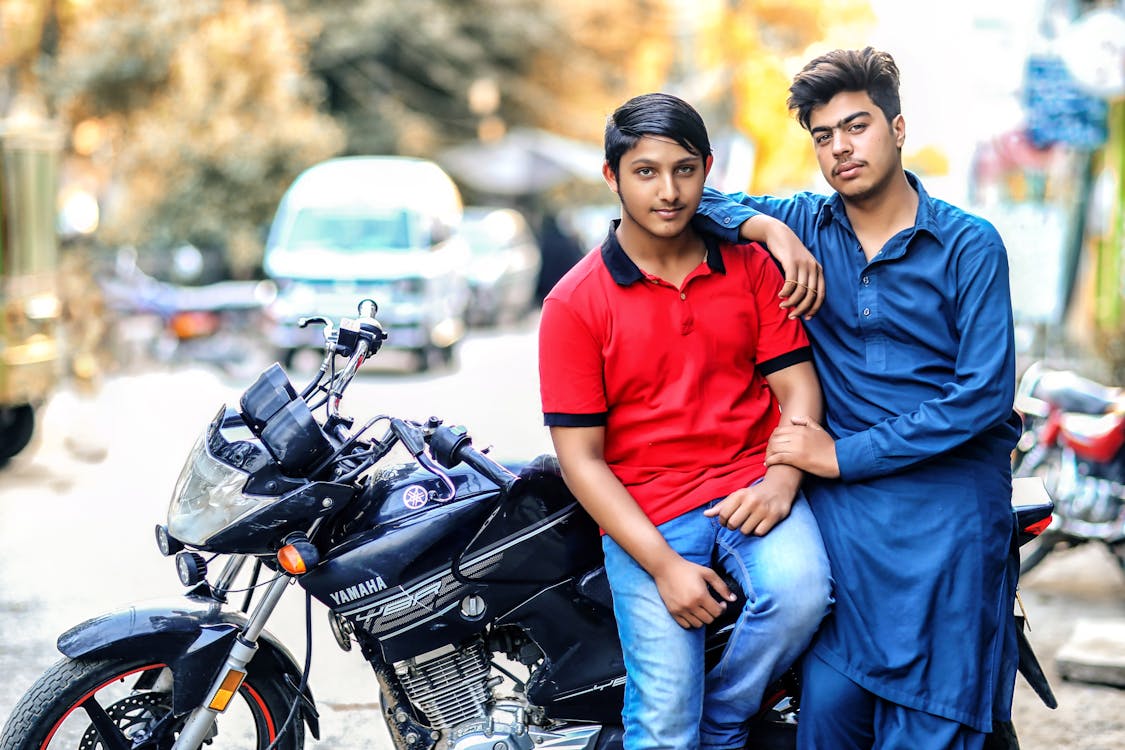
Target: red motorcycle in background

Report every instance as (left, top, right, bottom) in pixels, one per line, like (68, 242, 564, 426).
(1013, 361, 1125, 575)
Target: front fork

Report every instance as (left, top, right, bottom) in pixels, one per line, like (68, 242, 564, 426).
(173, 557, 294, 749)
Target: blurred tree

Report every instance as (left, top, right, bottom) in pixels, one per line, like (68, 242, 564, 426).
(0, 0, 52, 115)
(285, 0, 675, 153)
(48, 0, 344, 276)
(33, 0, 870, 273)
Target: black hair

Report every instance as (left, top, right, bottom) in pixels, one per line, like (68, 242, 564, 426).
(604, 92, 712, 176)
(787, 47, 902, 131)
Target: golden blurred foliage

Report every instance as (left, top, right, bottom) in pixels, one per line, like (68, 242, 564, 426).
(525, 0, 677, 143)
(693, 0, 876, 193)
(6, 0, 879, 271)
(904, 144, 950, 177)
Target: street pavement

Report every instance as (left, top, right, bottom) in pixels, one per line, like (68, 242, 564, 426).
(0, 318, 1123, 748)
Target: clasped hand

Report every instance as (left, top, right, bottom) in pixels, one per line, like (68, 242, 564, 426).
(765, 415, 840, 478)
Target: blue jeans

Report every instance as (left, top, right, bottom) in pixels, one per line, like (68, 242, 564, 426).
(602, 494, 832, 750)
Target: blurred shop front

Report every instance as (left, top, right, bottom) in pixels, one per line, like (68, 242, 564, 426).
(0, 118, 63, 462)
(971, 1, 1125, 376)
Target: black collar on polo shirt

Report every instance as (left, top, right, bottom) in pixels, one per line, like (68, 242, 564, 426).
(599, 219, 726, 287)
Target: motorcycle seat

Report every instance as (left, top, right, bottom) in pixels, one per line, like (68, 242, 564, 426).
(1034, 369, 1121, 415)
(517, 453, 563, 478)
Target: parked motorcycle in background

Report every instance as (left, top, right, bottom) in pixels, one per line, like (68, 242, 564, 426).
(97, 247, 276, 378)
(0, 300, 1058, 750)
(1013, 361, 1125, 575)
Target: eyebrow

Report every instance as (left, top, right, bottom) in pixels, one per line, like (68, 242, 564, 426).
(810, 110, 871, 135)
(626, 155, 701, 167)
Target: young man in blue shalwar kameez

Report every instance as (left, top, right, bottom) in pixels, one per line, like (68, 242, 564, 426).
(696, 47, 1023, 749)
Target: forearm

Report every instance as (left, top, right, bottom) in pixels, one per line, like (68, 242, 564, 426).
(553, 448, 679, 576)
(740, 213, 800, 246)
(765, 379, 821, 493)
(764, 361, 830, 482)
(835, 384, 1015, 481)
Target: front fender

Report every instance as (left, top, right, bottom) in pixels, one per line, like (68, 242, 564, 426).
(58, 594, 319, 738)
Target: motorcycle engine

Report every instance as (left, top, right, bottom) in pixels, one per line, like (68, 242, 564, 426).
(446, 702, 601, 750)
(394, 640, 604, 750)
(395, 640, 493, 732)
(1069, 474, 1124, 524)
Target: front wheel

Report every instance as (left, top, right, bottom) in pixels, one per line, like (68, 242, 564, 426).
(0, 656, 303, 750)
(0, 404, 36, 463)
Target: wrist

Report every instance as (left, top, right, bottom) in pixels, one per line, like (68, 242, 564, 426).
(743, 214, 788, 245)
(763, 464, 802, 493)
(636, 540, 683, 579)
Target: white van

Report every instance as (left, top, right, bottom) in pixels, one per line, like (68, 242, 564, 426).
(263, 156, 470, 371)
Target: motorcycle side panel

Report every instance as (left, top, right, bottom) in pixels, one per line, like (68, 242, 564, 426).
(303, 467, 605, 663)
(56, 594, 318, 735)
(498, 579, 626, 724)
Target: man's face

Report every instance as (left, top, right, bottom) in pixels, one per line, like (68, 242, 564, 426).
(807, 90, 905, 203)
(603, 135, 711, 240)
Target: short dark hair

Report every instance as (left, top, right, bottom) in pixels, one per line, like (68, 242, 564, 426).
(604, 93, 712, 176)
(787, 47, 901, 131)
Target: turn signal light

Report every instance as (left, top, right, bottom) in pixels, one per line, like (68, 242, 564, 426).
(278, 539, 320, 575)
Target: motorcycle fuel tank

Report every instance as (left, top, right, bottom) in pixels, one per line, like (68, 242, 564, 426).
(300, 460, 603, 662)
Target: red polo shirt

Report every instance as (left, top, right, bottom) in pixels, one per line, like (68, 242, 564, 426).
(538, 223, 812, 527)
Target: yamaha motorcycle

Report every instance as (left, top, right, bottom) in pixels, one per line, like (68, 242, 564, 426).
(1012, 361, 1125, 576)
(0, 300, 1057, 749)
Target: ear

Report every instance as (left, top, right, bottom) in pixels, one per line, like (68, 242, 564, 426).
(602, 161, 619, 193)
(703, 154, 714, 178)
(892, 114, 906, 149)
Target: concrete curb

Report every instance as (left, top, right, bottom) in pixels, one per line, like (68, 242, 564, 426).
(1056, 618, 1125, 688)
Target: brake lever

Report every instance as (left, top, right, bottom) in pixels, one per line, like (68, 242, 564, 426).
(391, 418, 456, 501)
(298, 315, 331, 330)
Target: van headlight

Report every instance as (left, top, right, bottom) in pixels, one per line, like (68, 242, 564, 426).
(166, 428, 277, 546)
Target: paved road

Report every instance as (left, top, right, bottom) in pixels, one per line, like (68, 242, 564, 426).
(0, 319, 1122, 748)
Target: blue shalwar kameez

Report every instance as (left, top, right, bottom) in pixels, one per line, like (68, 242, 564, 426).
(698, 173, 1023, 742)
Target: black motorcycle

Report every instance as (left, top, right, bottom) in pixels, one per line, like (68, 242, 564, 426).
(0, 300, 1057, 750)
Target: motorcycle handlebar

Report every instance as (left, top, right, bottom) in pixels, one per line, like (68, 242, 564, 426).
(429, 424, 517, 489)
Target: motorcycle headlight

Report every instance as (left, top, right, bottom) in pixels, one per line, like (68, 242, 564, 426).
(167, 422, 277, 546)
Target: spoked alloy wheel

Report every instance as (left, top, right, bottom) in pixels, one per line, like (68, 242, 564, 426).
(0, 656, 302, 750)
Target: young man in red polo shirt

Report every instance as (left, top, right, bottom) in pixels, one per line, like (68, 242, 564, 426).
(538, 92, 832, 750)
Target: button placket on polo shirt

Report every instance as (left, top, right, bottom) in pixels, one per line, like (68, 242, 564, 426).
(679, 287, 695, 335)
(677, 263, 712, 336)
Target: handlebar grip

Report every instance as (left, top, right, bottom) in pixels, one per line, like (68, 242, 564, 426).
(430, 424, 516, 489)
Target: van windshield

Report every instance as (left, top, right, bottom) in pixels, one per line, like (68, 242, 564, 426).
(286, 208, 418, 251)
